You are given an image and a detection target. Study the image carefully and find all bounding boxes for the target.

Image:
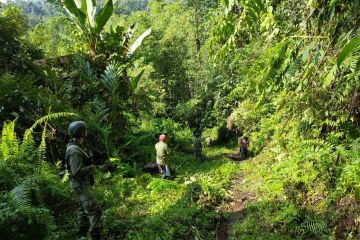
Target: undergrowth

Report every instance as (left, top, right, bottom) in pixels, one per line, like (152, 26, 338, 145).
(229, 136, 359, 240)
(1, 114, 239, 240)
(96, 147, 238, 240)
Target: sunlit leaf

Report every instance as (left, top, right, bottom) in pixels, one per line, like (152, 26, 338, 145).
(127, 28, 152, 56)
(94, 0, 113, 34)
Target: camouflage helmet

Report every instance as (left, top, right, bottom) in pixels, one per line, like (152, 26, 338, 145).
(68, 121, 87, 138)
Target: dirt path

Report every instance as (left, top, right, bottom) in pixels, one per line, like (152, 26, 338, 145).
(216, 156, 257, 240)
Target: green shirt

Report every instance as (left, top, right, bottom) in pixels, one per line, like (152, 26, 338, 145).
(155, 141, 170, 165)
(66, 142, 93, 184)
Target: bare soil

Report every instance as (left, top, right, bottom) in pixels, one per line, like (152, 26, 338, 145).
(215, 156, 257, 240)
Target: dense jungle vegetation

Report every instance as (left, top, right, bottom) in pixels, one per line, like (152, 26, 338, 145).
(0, 0, 359, 239)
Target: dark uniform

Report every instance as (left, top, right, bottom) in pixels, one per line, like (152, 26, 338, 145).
(239, 137, 249, 159)
(65, 122, 101, 240)
(194, 135, 202, 159)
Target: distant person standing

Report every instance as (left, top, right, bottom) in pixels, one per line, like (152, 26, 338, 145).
(194, 132, 202, 160)
(239, 136, 249, 159)
(155, 134, 171, 178)
(205, 135, 212, 147)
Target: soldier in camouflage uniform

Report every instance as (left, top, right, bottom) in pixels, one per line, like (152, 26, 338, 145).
(65, 121, 102, 240)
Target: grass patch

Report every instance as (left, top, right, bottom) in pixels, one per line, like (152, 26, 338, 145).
(90, 146, 239, 240)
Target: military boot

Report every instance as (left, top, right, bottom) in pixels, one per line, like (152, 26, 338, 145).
(90, 232, 101, 240)
(77, 226, 88, 237)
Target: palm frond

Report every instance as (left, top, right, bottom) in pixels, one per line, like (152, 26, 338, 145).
(100, 62, 123, 96)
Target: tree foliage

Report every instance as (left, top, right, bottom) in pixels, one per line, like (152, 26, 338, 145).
(0, 0, 359, 239)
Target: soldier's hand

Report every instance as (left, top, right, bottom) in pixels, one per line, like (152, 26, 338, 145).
(89, 164, 96, 174)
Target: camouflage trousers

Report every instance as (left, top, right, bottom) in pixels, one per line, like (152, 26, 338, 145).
(72, 180, 102, 238)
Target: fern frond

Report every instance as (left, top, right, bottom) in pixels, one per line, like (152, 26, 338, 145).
(337, 37, 360, 67)
(20, 129, 37, 162)
(29, 112, 78, 132)
(295, 219, 328, 236)
(0, 120, 19, 159)
(20, 113, 78, 164)
(7, 177, 57, 232)
(27, 206, 57, 231)
(347, 54, 359, 72)
(37, 121, 47, 173)
(0, 160, 19, 190)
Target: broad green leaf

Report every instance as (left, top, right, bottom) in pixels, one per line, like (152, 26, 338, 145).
(330, 0, 338, 8)
(86, 0, 97, 30)
(127, 28, 152, 56)
(74, 0, 87, 14)
(94, 0, 113, 34)
(131, 70, 145, 91)
(337, 37, 360, 67)
(60, 0, 87, 25)
(322, 65, 337, 88)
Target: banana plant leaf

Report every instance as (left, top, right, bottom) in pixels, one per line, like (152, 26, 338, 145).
(94, 0, 114, 34)
(127, 28, 152, 56)
(58, 0, 113, 35)
(74, 0, 87, 14)
(60, 0, 87, 26)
